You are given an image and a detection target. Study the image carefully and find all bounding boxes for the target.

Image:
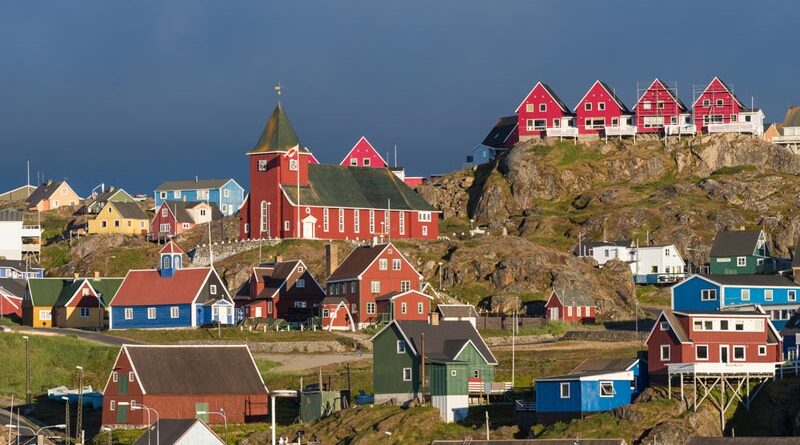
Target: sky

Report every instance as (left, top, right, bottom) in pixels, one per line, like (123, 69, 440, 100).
(1, 1, 798, 196)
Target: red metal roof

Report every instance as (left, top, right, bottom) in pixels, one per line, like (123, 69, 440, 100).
(111, 268, 211, 306)
(159, 241, 184, 255)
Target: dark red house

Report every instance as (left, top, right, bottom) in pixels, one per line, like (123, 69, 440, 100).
(544, 289, 596, 323)
(239, 102, 439, 241)
(324, 242, 423, 329)
(234, 260, 325, 321)
(375, 290, 433, 322)
(0, 279, 25, 319)
(633, 78, 690, 134)
(150, 201, 222, 240)
(515, 81, 576, 140)
(646, 310, 782, 376)
(574, 80, 634, 136)
(101, 345, 269, 426)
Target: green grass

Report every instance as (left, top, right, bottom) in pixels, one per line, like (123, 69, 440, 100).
(439, 217, 473, 236)
(105, 327, 352, 345)
(636, 285, 671, 307)
(447, 282, 493, 305)
(710, 165, 757, 177)
(479, 321, 584, 338)
(41, 242, 70, 270)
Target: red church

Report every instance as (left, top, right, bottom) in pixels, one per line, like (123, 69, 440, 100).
(239, 103, 439, 241)
(633, 78, 691, 135)
(574, 80, 634, 137)
(515, 81, 576, 140)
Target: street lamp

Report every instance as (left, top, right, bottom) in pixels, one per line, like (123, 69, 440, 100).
(22, 336, 30, 404)
(5, 424, 66, 439)
(130, 402, 159, 445)
(75, 366, 84, 445)
(196, 409, 226, 443)
(437, 262, 443, 290)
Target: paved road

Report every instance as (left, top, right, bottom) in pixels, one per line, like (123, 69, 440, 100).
(0, 407, 61, 444)
(9, 327, 145, 346)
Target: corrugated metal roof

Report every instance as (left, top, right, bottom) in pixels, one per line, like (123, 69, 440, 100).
(155, 179, 231, 191)
(110, 201, 148, 220)
(782, 105, 800, 128)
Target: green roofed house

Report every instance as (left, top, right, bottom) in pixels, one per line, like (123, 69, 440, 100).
(84, 186, 136, 214)
(23, 277, 123, 329)
(709, 229, 789, 275)
(370, 316, 501, 423)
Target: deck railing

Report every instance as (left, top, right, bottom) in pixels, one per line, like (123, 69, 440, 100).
(665, 124, 697, 135)
(546, 127, 579, 138)
(604, 125, 637, 136)
(707, 122, 762, 135)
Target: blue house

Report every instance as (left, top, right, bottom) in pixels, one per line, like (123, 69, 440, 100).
(0, 259, 44, 279)
(108, 242, 234, 329)
(535, 357, 646, 423)
(672, 274, 800, 330)
(154, 179, 245, 217)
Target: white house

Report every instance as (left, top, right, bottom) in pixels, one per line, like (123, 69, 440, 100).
(580, 241, 685, 284)
(0, 209, 41, 262)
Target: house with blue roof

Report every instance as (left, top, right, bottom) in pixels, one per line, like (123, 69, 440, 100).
(535, 357, 646, 424)
(672, 274, 800, 330)
(154, 179, 244, 217)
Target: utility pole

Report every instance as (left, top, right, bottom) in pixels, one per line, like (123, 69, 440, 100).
(63, 397, 71, 445)
(76, 366, 84, 445)
(23, 336, 30, 404)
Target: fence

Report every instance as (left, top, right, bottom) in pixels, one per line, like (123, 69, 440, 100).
(475, 313, 545, 330)
(190, 238, 281, 266)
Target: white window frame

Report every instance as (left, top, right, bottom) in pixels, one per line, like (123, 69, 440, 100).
(560, 382, 570, 398)
(741, 289, 750, 301)
(733, 345, 746, 362)
(110, 400, 116, 411)
(379, 259, 388, 270)
(147, 307, 156, 320)
(701, 289, 717, 301)
(399, 212, 405, 235)
(323, 208, 329, 232)
(338, 208, 344, 233)
(400, 280, 411, 292)
(418, 212, 432, 222)
(737, 257, 746, 267)
(422, 226, 428, 236)
(790, 290, 797, 302)
(392, 259, 401, 271)
(539, 103, 546, 112)
(371, 281, 380, 294)
(159, 192, 167, 199)
(257, 159, 268, 171)
(418, 302, 424, 314)
(696, 344, 709, 361)
(703, 99, 711, 107)
(584, 102, 592, 111)
(598, 102, 606, 111)
(363, 158, 370, 167)
(289, 159, 298, 171)
(124, 308, 133, 320)
(525, 103, 534, 113)
(174, 190, 181, 199)
(660, 345, 671, 361)
(129, 371, 135, 382)
(660, 321, 669, 331)
(716, 99, 724, 107)
(223, 189, 230, 198)
(210, 284, 217, 295)
(112, 372, 118, 383)
(369, 210, 375, 233)
(400, 302, 407, 314)
(599, 381, 614, 397)
(758, 345, 767, 356)
(353, 209, 360, 233)
(284, 220, 290, 232)
(397, 340, 406, 353)
(170, 306, 179, 319)
(402, 368, 412, 382)
(366, 302, 376, 314)
(296, 278, 305, 288)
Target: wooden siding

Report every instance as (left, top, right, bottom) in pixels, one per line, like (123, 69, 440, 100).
(372, 324, 418, 396)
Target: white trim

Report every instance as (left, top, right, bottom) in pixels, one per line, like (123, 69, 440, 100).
(632, 78, 684, 111)
(376, 290, 435, 302)
(451, 338, 498, 365)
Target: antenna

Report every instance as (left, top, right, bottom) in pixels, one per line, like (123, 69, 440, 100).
(394, 145, 398, 167)
(26, 161, 30, 197)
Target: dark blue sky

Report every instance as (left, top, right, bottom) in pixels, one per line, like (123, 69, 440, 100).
(1, 1, 798, 196)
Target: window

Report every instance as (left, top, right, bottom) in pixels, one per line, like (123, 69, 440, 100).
(401, 302, 407, 314)
(351, 282, 356, 294)
(213, 307, 219, 318)
(526, 104, 534, 112)
(112, 372, 118, 382)
(379, 259, 388, 270)
(160, 223, 170, 233)
(391, 259, 402, 271)
(526, 119, 535, 130)
(350, 158, 358, 166)
(472, 369, 480, 378)
(354, 210, 360, 233)
(735, 321, 744, 331)
(758, 345, 767, 356)
(397, 340, 406, 353)
(696, 345, 709, 360)
(223, 189, 230, 198)
(643, 116, 664, 128)
(720, 320, 729, 331)
(737, 257, 746, 267)
(600, 381, 614, 397)
(161, 208, 168, 217)
(539, 103, 547, 112)
(657, 101, 665, 109)
(451, 370, 458, 377)
(790, 290, 797, 302)
(293, 301, 307, 308)
(182, 223, 190, 229)
(611, 117, 619, 127)
(733, 346, 746, 361)
(400, 280, 411, 292)
(741, 289, 750, 301)
(363, 158, 370, 167)
(296, 278, 305, 288)
(338, 208, 344, 232)
(284, 220, 290, 231)
(399, 212, 405, 235)
(267, 301, 273, 314)
(730, 114, 737, 122)
(585, 118, 604, 129)
(418, 302, 424, 314)
(642, 101, 651, 110)
(660, 345, 670, 361)
(124, 308, 133, 320)
(323, 208, 329, 232)
(584, 102, 592, 111)
(147, 307, 156, 319)
(258, 159, 268, 171)
(101, 221, 107, 228)
(129, 372, 135, 382)
(369, 210, 375, 233)
(174, 190, 181, 198)
(567, 306, 572, 317)
(553, 118, 561, 127)
(701, 289, 717, 301)
(210, 284, 217, 295)
(260, 201, 268, 233)
(422, 226, 428, 236)
(703, 99, 711, 107)
(598, 102, 606, 111)
(289, 159, 298, 171)
(321, 308, 329, 318)
(765, 289, 773, 302)
(576, 306, 582, 317)
(418, 212, 432, 222)
(716, 99, 724, 107)
(660, 322, 669, 331)
(560, 382, 570, 398)
(160, 191, 167, 199)
(61, 187, 67, 195)
(110, 400, 116, 411)
(170, 306, 179, 319)
(366, 302, 376, 314)
(80, 307, 90, 317)
(200, 209, 207, 217)
(532, 119, 546, 130)
(371, 281, 380, 294)
(403, 368, 412, 381)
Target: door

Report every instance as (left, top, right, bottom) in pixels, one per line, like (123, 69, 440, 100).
(302, 219, 315, 239)
(116, 403, 128, 423)
(550, 307, 559, 321)
(217, 305, 229, 324)
(720, 345, 729, 363)
(254, 306, 262, 318)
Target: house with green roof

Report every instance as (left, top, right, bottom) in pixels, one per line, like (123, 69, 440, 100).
(239, 101, 439, 241)
(23, 277, 123, 329)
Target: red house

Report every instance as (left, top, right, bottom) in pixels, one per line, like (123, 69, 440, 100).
(239, 103, 439, 241)
(234, 259, 325, 321)
(646, 310, 782, 376)
(692, 77, 764, 135)
(340, 136, 388, 168)
(324, 242, 423, 329)
(633, 78, 692, 135)
(515, 81, 576, 140)
(544, 289, 597, 323)
(320, 296, 354, 331)
(101, 345, 269, 426)
(151, 201, 222, 240)
(375, 290, 433, 322)
(0, 279, 25, 319)
(575, 80, 634, 137)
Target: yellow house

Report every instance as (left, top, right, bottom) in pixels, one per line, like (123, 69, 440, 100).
(23, 277, 123, 329)
(88, 201, 150, 235)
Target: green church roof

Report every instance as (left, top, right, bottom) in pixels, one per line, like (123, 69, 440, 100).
(250, 102, 308, 154)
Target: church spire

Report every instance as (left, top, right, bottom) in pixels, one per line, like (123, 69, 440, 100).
(250, 101, 307, 154)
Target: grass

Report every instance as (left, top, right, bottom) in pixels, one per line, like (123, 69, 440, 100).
(41, 242, 70, 270)
(105, 327, 353, 345)
(439, 217, 473, 236)
(260, 358, 373, 395)
(636, 285, 671, 307)
(447, 282, 494, 305)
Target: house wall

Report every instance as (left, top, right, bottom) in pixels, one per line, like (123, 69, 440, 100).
(0, 221, 23, 261)
(151, 204, 192, 238)
(631, 246, 685, 275)
(356, 248, 422, 327)
(155, 181, 244, 216)
(710, 255, 760, 275)
(545, 297, 595, 323)
(40, 183, 80, 211)
(647, 316, 685, 375)
(575, 82, 629, 135)
(454, 342, 495, 383)
(0, 292, 23, 318)
(723, 286, 800, 308)
(580, 379, 633, 412)
(634, 80, 684, 134)
(341, 138, 387, 167)
(320, 303, 353, 330)
(516, 83, 571, 139)
(536, 380, 581, 413)
(672, 276, 722, 312)
(23, 305, 54, 328)
(388, 293, 430, 322)
(693, 78, 742, 133)
(373, 324, 418, 402)
(109, 304, 193, 330)
(88, 205, 148, 235)
(175, 422, 224, 445)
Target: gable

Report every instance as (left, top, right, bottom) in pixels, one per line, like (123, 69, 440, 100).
(453, 339, 493, 366)
(693, 77, 744, 108)
(340, 137, 389, 167)
(633, 79, 686, 111)
(515, 82, 571, 114)
(575, 80, 630, 113)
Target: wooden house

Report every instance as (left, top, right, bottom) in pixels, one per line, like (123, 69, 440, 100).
(234, 260, 325, 321)
(84, 187, 135, 214)
(535, 357, 646, 423)
(101, 345, 269, 426)
(574, 80, 634, 137)
(708, 229, 784, 275)
(131, 419, 224, 445)
(319, 296, 355, 331)
(108, 242, 234, 329)
(0, 278, 26, 319)
(155, 179, 245, 217)
(692, 77, 764, 135)
(239, 102, 438, 241)
(764, 122, 783, 143)
(480, 115, 519, 150)
(436, 304, 478, 327)
(371, 318, 499, 423)
(375, 290, 433, 322)
(633, 78, 692, 135)
(26, 180, 81, 212)
(770, 105, 800, 147)
(324, 242, 423, 329)
(23, 277, 123, 329)
(645, 309, 781, 377)
(544, 289, 596, 323)
(88, 201, 150, 236)
(340, 136, 388, 168)
(151, 200, 222, 240)
(515, 82, 576, 140)
(0, 259, 44, 279)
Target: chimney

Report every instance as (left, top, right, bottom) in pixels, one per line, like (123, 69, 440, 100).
(371, 236, 380, 246)
(47, 179, 53, 186)
(94, 271, 100, 279)
(430, 310, 440, 326)
(326, 243, 338, 278)
(73, 272, 79, 280)
(275, 255, 283, 264)
(109, 186, 115, 192)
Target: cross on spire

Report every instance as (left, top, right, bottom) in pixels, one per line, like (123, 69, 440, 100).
(274, 82, 282, 97)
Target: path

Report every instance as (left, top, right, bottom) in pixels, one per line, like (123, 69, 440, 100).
(256, 352, 372, 372)
(9, 327, 144, 347)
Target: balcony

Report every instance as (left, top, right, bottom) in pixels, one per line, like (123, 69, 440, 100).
(545, 127, 579, 138)
(707, 122, 762, 135)
(604, 125, 637, 137)
(667, 362, 777, 376)
(772, 134, 800, 145)
(665, 124, 697, 136)
(21, 225, 42, 237)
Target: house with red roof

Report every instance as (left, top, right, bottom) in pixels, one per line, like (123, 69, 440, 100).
(575, 80, 635, 137)
(322, 242, 423, 329)
(692, 77, 764, 135)
(234, 259, 325, 321)
(108, 242, 234, 329)
(633, 78, 693, 135)
(515, 81, 577, 140)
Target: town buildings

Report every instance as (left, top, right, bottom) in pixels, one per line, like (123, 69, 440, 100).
(692, 77, 764, 135)
(544, 289, 596, 323)
(633, 78, 693, 136)
(515, 82, 576, 140)
(771, 105, 800, 148)
(234, 259, 325, 321)
(0, 209, 42, 262)
(131, 419, 225, 445)
(84, 187, 136, 214)
(0, 259, 44, 279)
(26, 180, 81, 212)
(155, 179, 245, 217)
(88, 201, 150, 236)
(577, 240, 686, 284)
(709, 229, 786, 275)
(23, 277, 123, 329)
(0, 278, 26, 319)
(150, 200, 222, 240)
(574, 80, 634, 137)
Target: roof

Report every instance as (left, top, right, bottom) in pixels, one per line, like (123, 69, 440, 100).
(88, 188, 133, 205)
(26, 181, 67, 205)
(131, 419, 223, 445)
(432, 440, 626, 445)
(375, 290, 434, 301)
(0, 259, 43, 270)
(692, 76, 746, 108)
(437, 304, 479, 319)
(253, 261, 302, 299)
(250, 102, 308, 154)
(160, 200, 223, 223)
(123, 345, 268, 395)
(281, 164, 437, 212)
(27, 278, 123, 307)
(709, 230, 764, 257)
(575, 80, 630, 113)
(155, 179, 232, 191)
(481, 116, 518, 148)
(537, 357, 639, 381)
(0, 278, 27, 297)
(685, 438, 800, 445)
(327, 244, 388, 281)
(109, 201, 148, 220)
(659, 309, 689, 343)
(391, 320, 497, 364)
(159, 241, 184, 255)
(700, 274, 798, 287)
(110, 268, 212, 306)
(550, 289, 595, 307)
(782, 105, 800, 128)
(320, 296, 348, 305)
(572, 240, 632, 256)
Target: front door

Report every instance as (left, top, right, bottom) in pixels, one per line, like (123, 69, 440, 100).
(116, 403, 128, 423)
(550, 307, 559, 321)
(302, 217, 316, 239)
(254, 306, 262, 318)
(720, 345, 729, 363)
(217, 305, 229, 324)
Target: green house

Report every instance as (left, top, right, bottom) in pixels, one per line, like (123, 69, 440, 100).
(84, 187, 135, 214)
(371, 319, 498, 422)
(709, 230, 787, 275)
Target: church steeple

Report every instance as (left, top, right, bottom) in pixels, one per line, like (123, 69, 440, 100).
(159, 241, 184, 278)
(250, 102, 307, 154)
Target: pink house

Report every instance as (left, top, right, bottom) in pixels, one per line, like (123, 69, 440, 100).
(633, 78, 692, 135)
(515, 82, 576, 140)
(574, 80, 634, 137)
(692, 77, 764, 135)
(340, 136, 388, 168)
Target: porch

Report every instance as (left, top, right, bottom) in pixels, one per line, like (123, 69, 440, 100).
(707, 122, 762, 135)
(604, 125, 637, 137)
(545, 127, 579, 138)
(665, 124, 697, 136)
